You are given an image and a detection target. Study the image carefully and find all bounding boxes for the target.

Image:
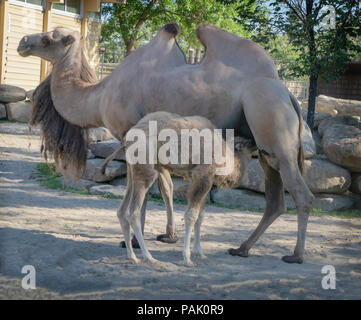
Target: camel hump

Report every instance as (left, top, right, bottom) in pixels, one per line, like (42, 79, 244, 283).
(163, 23, 180, 37)
(196, 24, 236, 48)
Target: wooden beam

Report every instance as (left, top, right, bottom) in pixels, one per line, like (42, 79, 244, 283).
(0, 0, 9, 84)
(40, 1, 53, 81)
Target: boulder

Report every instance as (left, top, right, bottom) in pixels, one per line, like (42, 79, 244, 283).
(89, 139, 125, 160)
(318, 116, 360, 137)
(312, 130, 324, 154)
(305, 95, 361, 117)
(211, 188, 267, 210)
(303, 110, 332, 129)
(0, 103, 6, 119)
(59, 177, 99, 192)
(303, 159, 351, 194)
(350, 174, 361, 195)
(321, 124, 361, 173)
(5, 100, 31, 123)
(238, 158, 265, 193)
(238, 158, 351, 194)
(88, 128, 114, 142)
(311, 194, 354, 211)
(111, 175, 210, 202)
(89, 184, 127, 198)
(82, 158, 127, 182)
(0, 84, 26, 103)
(211, 188, 354, 211)
(302, 121, 316, 159)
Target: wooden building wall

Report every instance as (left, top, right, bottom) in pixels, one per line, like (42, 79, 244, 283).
(0, 0, 103, 91)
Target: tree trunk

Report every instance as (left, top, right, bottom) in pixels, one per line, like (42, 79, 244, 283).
(307, 74, 318, 129)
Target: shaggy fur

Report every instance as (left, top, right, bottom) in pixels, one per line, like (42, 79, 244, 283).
(29, 41, 97, 180)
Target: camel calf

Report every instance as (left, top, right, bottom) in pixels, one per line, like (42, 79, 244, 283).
(117, 111, 256, 267)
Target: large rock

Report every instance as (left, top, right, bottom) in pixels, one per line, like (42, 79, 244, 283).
(82, 158, 127, 182)
(303, 159, 351, 194)
(318, 116, 360, 137)
(238, 158, 351, 194)
(321, 124, 361, 173)
(59, 177, 99, 192)
(88, 128, 114, 142)
(302, 121, 316, 159)
(5, 100, 31, 123)
(303, 110, 332, 129)
(310, 95, 361, 117)
(0, 84, 26, 103)
(211, 188, 354, 211)
(211, 188, 266, 210)
(0, 103, 6, 119)
(111, 175, 210, 202)
(350, 174, 361, 195)
(89, 184, 127, 198)
(89, 139, 125, 160)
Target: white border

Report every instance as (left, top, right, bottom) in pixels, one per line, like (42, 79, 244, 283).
(9, 0, 44, 11)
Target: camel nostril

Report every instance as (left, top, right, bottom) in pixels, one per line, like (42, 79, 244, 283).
(23, 36, 28, 43)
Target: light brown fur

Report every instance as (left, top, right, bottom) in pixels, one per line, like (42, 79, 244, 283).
(19, 24, 314, 263)
(118, 112, 256, 266)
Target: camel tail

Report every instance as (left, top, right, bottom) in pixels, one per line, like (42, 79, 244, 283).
(289, 93, 304, 176)
(100, 143, 125, 175)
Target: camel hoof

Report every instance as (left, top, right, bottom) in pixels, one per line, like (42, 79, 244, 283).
(119, 238, 140, 249)
(192, 251, 207, 259)
(156, 233, 178, 244)
(128, 256, 140, 264)
(228, 247, 249, 257)
(184, 260, 195, 267)
(144, 258, 164, 269)
(282, 255, 303, 264)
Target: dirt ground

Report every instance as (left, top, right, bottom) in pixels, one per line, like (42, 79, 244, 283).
(0, 133, 360, 300)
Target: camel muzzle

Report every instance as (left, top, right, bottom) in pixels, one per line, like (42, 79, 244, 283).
(17, 37, 33, 57)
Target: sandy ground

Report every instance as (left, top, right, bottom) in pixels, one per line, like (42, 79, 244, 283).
(0, 132, 360, 300)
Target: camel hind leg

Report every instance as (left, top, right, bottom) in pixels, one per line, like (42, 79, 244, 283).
(232, 77, 314, 263)
(183, 166, 214, 266)
(117, 164, 139, 263)
(229, 151, 286, 257)
(156, 168, 178, 243)
(278, 158, 314, 263)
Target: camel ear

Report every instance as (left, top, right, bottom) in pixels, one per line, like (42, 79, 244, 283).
(62, 35, 75, 46)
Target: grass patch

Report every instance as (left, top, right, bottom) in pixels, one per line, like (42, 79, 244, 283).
(36, 163, 361, 219)
(36, 163, 91, 196)
(0, 119, 16, 124)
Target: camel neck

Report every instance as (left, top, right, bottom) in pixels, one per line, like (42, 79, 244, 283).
(50, 45, 104, 128)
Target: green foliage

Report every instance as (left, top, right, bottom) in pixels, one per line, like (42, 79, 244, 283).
(101, 0, 247, 57)
(269, 0, 361, 82)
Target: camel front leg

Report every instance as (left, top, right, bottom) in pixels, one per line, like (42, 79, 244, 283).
(192, 202, 206, 259)
(229, 152, 286, 257)
(120, 190, 148, 249)
(156, 169, 178, 243)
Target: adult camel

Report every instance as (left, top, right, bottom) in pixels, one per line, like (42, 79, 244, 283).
(18, 24, 314, 264)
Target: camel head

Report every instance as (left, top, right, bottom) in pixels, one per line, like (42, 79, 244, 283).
(17, 28, 81, 63)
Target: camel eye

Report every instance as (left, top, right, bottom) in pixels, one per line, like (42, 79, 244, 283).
(42, 36, 51, 47)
